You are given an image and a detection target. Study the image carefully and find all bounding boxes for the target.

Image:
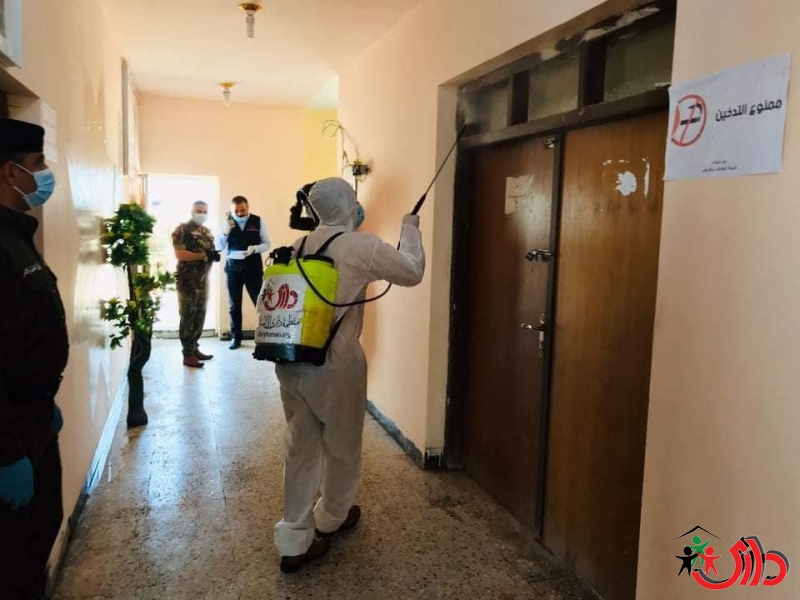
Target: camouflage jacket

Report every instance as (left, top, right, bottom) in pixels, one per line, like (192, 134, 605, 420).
(172, 221, 214, 279)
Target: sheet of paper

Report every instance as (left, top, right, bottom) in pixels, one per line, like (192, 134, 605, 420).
(505, 175, 535, 215)
(665, 54, 791, 181)
(228, 250, 248, 260)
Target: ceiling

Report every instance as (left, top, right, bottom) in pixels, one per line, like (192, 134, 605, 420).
(103, 0, 420, 107)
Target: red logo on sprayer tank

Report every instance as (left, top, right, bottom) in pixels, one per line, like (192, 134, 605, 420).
(263, 283, 299, 311)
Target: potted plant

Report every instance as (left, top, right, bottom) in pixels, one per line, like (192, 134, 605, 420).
(102, 202, 174, 427)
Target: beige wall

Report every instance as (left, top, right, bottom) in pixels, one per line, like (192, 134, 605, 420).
(341, 0, 800, 597)
(139, 96, 337, 333)
(304, 108, 339, 183)
(6, 0, 131, 568)
(639, 1, 800, 598)
(339, 0, 610, 452)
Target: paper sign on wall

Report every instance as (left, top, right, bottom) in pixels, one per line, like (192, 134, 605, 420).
(505, 175, 535, 214)
(664, 54, 791, 181)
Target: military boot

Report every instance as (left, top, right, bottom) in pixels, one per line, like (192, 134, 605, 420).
(183, 355, 204, 368)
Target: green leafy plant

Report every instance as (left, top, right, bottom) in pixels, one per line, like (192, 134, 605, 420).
(103, 271, 174, 349)
(102, 202, 174, 427)
(104, 202, 156, 267)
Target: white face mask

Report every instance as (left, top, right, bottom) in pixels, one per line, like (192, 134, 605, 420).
(192, 213, 208, 226)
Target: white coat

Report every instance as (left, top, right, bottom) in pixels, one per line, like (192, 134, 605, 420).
(274, 178, 425, 557)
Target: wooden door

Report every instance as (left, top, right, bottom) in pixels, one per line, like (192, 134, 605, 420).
(463, 136, 556, 530)
(543, 111, 668, 600)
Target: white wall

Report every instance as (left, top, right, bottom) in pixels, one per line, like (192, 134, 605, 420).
(7, 0, 131, 567)
(339, 0, 625, 453)
(639, 1, 800, 598)
(138, 95, 304, 334)
(341, 0, 800, 597)
(138, 95, 337, 334)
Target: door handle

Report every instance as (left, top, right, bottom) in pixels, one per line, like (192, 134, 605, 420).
(525, 249, 554, 262)
(521, 314, 548, 357)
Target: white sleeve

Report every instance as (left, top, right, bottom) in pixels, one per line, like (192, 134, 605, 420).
(216, 231, 229, 252)
(365, 221, 425, 287)
(252, 219, 271, 254)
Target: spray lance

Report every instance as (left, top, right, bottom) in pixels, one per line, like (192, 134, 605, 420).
(294, 122, 470, 309)
(412, 122, 469, 216)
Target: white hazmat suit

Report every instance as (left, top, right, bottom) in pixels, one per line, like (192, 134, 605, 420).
(274, 177, 426, 557)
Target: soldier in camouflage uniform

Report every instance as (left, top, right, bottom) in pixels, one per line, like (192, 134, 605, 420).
(171, 201, 220, 368)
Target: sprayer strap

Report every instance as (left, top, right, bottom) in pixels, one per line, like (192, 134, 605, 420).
(322, 315, 346, 357)
(298, 231, 347, 259)
(317, 231, 347, 255)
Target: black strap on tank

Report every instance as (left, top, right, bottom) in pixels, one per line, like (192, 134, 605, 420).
(298, 231, 347, 260)
(297, 231, 394, 308)
(321, 314, 346, 358)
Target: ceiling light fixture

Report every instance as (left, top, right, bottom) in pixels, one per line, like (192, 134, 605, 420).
(220, 82, 235, 107)
(238, 3, 263, 39)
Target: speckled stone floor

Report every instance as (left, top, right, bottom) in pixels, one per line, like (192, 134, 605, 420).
(53, 339, 598, 600)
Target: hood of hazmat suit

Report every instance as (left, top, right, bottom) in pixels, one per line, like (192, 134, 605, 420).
(307, 177, 360, 230)
(273, 177, 425, 558)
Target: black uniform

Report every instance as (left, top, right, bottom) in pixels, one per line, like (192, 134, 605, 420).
(225, 215, 265, 341)
(0, 123, 69, 599)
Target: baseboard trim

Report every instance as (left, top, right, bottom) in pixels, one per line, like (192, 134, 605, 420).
(154, 328, 217, 340)
(85, 378, 127, 494)
(47, 377, 128, 596)
(366, 400, 444, 470)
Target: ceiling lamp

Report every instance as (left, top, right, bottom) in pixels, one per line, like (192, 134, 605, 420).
(238, 3, 263, 39)
(220, 82, 235, 107)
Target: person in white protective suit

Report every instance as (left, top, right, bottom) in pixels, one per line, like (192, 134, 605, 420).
(274, 177, 425, 573)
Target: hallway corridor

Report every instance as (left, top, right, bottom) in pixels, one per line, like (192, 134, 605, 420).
(53, 340, 596, 600)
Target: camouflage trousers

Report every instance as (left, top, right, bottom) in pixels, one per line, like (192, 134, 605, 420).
(177, 275, 208, 357)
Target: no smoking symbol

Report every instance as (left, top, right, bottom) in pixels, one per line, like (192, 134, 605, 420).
(671, 94, 707, 147)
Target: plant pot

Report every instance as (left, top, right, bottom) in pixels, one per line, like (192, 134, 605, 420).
(126, 332, 152, 429)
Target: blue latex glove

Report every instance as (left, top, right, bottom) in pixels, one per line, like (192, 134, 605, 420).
(53, 404, 63, 434)
(0, 458, 34, 510)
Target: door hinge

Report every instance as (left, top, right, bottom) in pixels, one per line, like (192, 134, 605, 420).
(543, 138, 557, 149)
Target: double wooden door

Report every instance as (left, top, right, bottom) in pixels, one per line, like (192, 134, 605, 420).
(462, 111, 668, 599)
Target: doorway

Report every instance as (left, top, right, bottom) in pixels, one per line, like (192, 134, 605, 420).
(458, 112, 666, 600)
(448, 4, 674, 599)
(463, 135, 557, 531)
(145, 173, 220, 336)
(543, 111, 667, 599)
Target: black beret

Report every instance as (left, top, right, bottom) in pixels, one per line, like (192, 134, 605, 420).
(0, 119, 45, 153)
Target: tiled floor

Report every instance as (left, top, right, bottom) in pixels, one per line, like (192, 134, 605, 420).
(53, 339, 598, 600)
